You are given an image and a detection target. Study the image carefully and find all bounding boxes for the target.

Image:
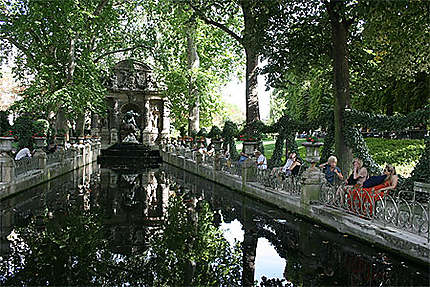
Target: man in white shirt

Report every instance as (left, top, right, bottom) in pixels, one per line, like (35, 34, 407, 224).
(255, 150, 267, 169)
(15, 147, 32, 160)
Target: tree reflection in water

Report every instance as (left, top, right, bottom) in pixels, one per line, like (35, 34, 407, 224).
(0, 170, 242, 286)
(1, 165, 429, 287)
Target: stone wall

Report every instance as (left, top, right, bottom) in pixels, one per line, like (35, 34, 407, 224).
(161, 150, 430, 265)
(0, 140, 101, 200)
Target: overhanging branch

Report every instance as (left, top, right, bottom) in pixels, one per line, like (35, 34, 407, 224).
(188, 2, 243, 45)
(3, 36, 35, 63)
(93, 45, 148, 63)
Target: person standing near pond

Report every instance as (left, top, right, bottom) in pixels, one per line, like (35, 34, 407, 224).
(319, 155, 343, 185)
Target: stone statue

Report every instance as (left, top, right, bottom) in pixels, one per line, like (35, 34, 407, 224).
(150, 105, 160, 130)
(122, 110, 140, 144)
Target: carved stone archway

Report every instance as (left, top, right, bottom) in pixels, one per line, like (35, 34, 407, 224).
(99, 59, 170, 146)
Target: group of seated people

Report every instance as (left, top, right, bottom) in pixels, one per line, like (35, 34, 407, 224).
(238, 150, 268, 169)
(320, 155, 398, 213)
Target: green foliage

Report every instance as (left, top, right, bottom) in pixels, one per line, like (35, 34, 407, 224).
(0, 111, 11, 135)
(409, 137, 430, 184)
(207, 125, 222, 139)
(2, 0, 151, 120)
(33, 119, 49, 137)
(13, 115, 36, 150)
(222, 120, 239, 160)
(365, 138, 425, 166)
(197, 128, 207, 137)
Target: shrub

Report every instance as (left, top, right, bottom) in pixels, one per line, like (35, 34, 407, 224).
(13, 115, 36, 150)
(207, 125, 222, 140)
(364, 138, 425, 166)
(0, 111, 11, 135)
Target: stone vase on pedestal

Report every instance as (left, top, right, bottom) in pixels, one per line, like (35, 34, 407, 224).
(33, 137, 47, 149)
(211, 139, 223, 153)
(0, 137, 14, 153)
(242, 141, 260, 156)
(0, 137, 15, 183)
(301, 141, 324, 166)
(300, 141, 325, 207)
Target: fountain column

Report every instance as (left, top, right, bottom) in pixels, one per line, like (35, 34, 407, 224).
(142, 98, 151, 145)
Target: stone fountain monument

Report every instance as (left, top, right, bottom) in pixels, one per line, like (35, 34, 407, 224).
(98, 59, 169, 168)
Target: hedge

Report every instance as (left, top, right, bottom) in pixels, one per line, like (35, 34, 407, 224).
(364, 138, 425, 166)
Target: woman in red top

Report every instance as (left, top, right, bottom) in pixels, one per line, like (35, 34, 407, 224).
(349, 165, 398, 216)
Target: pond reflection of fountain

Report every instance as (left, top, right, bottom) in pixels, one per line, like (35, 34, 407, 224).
(100, 168, 171, 255)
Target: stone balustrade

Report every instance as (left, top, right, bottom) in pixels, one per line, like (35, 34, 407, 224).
(0, 138, 101, 199)
(161, 145, 430, 264)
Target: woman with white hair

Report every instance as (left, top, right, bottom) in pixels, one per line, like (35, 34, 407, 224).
(319, 155, 343, 184)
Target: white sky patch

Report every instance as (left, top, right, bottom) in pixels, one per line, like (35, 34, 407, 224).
(255, 238, 286, 281)
(220, 219, 244, 245)
(221, 61, 273, 122)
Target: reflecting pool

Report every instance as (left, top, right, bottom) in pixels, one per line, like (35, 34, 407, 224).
(0, 163, 429, 286)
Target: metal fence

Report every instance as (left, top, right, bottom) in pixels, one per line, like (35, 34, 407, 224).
(15, 157, 40, 177)
(320, 183, 429, 240)
(256, 169, 302, 196)
(47, 152, 62, 166)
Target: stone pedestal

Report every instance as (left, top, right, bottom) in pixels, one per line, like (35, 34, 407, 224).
(301, 166, 324, 207)
(33, 137, 47, 149)
(243, 141, 260, 156)
(0, 152, 15, 183)
(214, 153, 223, 171)
(242, 158, 257, 183)
(34, 149, 47, 170)
(195, 153, 203, 165)
(101, 128, 110, 145)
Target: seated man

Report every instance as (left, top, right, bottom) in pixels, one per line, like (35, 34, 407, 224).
(15, 147, 32, 161)
(238, 151, 248, 165)
(255, 150, 267, 170)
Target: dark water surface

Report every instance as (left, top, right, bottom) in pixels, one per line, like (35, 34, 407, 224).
(0, 163, 429, 286)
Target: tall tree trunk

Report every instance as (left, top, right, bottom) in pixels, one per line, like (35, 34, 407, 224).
(242, 0, 260, 124)
(327, 0, 353, 176)
(186, 19, 200, 135)
(76, 113, 85, 137)
(245, 47, 260, 124)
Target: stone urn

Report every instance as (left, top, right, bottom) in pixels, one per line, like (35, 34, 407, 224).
(55, 135, 66, 147)
(211, 139, 223, 153)
(33, 137, 47, 149)
(301, 141, 324, 167)
(0, 136, 14, 153)
(242, 141, 260, 156)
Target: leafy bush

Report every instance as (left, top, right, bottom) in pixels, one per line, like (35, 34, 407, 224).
(33, 119, 49, 137)
(364, 138, 425, 166)
(0, 111, 11, 135)
(13, 115, 37, 150)
(207, 125, 222, 139)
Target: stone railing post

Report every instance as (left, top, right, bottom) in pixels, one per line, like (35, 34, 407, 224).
(195, 152, 203, 165)
(300, 166, 324, 208)
(34, 149, 47, 170)
(300, 141, 325, 208)
(0, 152, 15, 184)
(214, 152, 223, 171)
(110, 128, 118, 144)
(242, 158, 257, 184)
